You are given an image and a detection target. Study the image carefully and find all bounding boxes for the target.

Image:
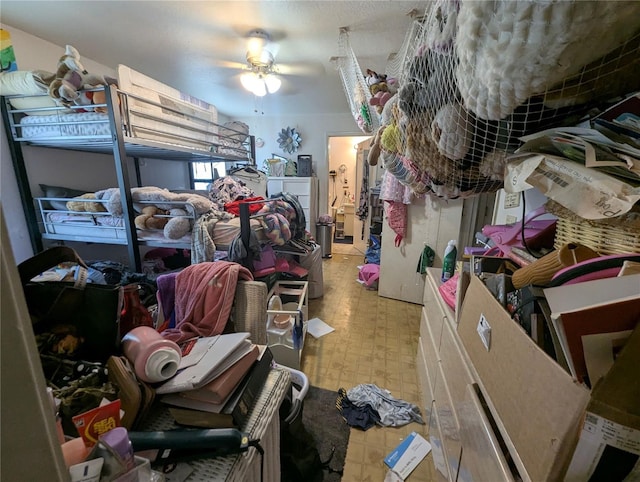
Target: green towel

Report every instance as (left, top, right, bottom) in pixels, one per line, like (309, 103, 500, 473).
(417, 245, 435, 274)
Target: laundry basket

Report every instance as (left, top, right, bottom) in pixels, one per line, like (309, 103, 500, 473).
(232, 280, 268, 344)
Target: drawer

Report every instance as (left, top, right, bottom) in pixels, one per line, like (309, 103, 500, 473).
(419, 308, 440, 393)
(434, 362, 462, 481)
(417, 339, 435, 418)
(281, 181, 310, 196)
(295, 195, 311, 210)
(429, 400, 453, 481)
(457, 384, 516, 482)
(439, 317, 474, 411)
(457, 276, 590, 481)
(421, 303, 445, 355)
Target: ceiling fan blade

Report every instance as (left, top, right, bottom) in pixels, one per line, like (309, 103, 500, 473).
(276, 61, 326, 77)
(210, 59, 247, 70)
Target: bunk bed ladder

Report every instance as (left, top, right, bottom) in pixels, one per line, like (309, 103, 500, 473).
(106, 84, 142, 271)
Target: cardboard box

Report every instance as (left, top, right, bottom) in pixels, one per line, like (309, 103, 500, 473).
(384, 432, 431, 480)
(457, 275, 590, 481)
(564, 325, 640, 481)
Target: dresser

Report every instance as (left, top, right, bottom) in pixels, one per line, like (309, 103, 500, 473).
(418, 268, 590, 481)
(418, 268, 515, 482)
(267, 177, 318, 233)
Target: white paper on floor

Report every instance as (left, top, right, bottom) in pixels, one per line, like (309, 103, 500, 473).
(307, 317, 335, 338)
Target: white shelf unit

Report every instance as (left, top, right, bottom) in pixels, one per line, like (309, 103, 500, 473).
(265, 281, 309, 370)
(267, 177, 318, 234)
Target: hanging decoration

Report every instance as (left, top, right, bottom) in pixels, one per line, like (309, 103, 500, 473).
(277, 126, 302, 154)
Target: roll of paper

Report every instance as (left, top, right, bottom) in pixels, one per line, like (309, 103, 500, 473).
(122, 326, 181, 383)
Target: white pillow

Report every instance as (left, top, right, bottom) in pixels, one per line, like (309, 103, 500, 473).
(0, 70, 60, 115)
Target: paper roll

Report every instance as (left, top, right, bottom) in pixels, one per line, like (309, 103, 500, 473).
(122, 326, 181, 383)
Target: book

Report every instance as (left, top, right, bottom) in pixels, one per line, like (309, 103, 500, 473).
(544, 274, 640, 384)
(222, 346, 273, 428)
(168, 405, 235, 429)
(167, 346, 273, 428)
(155, 332, 251, 395)
(180, 344, 259, 405)
(554, 296, 640, 385)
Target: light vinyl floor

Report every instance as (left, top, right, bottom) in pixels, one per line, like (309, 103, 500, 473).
(304, 252, 441, 482)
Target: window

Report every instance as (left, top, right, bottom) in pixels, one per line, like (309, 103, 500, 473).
(191, 161, 227, 190)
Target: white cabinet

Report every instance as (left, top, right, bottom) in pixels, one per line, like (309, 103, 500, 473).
(267, 177, 318, 233)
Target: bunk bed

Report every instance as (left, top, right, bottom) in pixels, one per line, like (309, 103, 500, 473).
(1, 65, 258, 271)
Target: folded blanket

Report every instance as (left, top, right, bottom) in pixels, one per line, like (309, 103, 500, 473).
(161, 261, 253, 344)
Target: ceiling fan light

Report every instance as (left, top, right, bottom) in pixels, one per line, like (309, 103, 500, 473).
(265, 74, 281, 94)
(252, 78, 267, 97)
(240, 71, 257, 92)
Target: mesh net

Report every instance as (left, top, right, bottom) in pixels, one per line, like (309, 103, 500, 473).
(341, 1, 640, 201)
(334, 29, 380, 135)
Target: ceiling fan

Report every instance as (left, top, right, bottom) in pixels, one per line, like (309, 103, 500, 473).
(213, 28, 324, 97)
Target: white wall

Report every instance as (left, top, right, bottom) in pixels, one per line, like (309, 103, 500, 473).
(235, 114, 363, 231)
(2, 25, 362, 263)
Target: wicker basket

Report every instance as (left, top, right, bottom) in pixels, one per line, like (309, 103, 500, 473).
(546, 200, 640, 256)
(232, 280, 268, 344)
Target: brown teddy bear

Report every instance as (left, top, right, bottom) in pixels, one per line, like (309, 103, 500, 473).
(163, 208, 191, 239)
(66, 193, 107, 212)
(135, 206, 169, 230)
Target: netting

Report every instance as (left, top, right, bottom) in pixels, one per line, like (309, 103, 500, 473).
(346, 1, 640, 201)
(334, 29, 380, 135)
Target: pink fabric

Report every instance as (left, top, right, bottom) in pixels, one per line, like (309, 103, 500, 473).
(385, 201, 407, 246)
(358, 264, 380, 288)
(162, 261, 253, 344)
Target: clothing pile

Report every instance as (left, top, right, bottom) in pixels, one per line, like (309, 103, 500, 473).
(336, 383, 424, 430)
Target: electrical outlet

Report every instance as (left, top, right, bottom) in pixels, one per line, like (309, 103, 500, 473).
(505, 215, 518, 224)
(504, 192, 521, 209)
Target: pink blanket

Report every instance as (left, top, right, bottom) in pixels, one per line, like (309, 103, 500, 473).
(162, 261, 253, 343)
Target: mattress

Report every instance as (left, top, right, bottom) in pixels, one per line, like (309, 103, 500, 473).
(20, 112, 111, 139)
(117, 64, 220, 150)
(42, 209, 265, 247)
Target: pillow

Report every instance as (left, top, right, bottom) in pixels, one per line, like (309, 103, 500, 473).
(0, 70, 60, 115)
(39, 184, 88, 210)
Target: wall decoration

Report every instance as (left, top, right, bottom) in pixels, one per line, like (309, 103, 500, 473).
(255, 137, 265, 148)
(0, 29, 18, 72)
(277, 126, 302, 154)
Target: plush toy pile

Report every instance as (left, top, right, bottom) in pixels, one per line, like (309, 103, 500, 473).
(40, 45, 110, 111)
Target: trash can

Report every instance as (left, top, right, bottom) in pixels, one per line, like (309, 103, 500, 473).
(316, 223, 333, 258)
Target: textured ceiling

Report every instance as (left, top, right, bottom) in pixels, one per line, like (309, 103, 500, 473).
(1, 1, 426, 118)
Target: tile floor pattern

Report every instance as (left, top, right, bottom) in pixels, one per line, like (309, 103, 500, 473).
(304, 252, 441, 482)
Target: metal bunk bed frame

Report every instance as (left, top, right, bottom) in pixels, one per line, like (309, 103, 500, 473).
(1, 84, 256, 271)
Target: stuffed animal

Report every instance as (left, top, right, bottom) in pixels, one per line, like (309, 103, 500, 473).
(135, 206, 169, 230)
(163, 209, 190, 240)
(369, 91, 393, 114)
(367, 126, 386, 166)
(66, 193, 107, 212)
(43, 45, 106, 108)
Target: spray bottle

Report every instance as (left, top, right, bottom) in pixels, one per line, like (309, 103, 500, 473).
(441, 240, 457, 282)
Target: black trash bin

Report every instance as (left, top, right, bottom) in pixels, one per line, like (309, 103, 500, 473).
(315, 223, 333, 258)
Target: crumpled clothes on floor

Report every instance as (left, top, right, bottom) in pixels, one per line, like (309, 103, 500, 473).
(346, 383, 424, 427)
(336, 388, 380, 430)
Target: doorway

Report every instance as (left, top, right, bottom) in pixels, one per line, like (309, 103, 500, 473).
(327, 134, 370, 254)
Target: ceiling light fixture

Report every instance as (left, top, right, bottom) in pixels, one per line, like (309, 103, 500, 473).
(241, 30, 281, 97)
